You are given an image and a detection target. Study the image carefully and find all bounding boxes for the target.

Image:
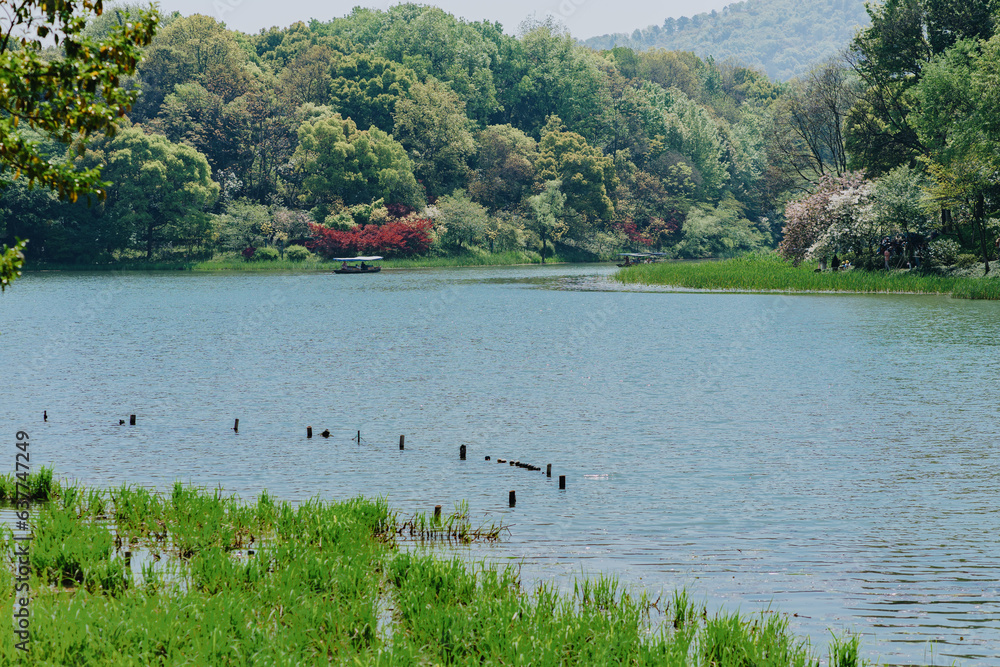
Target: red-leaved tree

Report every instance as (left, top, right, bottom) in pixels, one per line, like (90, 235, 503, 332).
(307, 219, 434, 258)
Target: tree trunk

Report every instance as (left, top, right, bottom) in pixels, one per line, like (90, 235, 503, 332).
(975, 194, 990, 274)
(146, 221, 154, 261)
(941, 207, 952, 233)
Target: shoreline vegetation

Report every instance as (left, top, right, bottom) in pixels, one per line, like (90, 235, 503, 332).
(1, 469, 867, 665)
(21, 249, 575, 273)
(616, 253, 1000, 300)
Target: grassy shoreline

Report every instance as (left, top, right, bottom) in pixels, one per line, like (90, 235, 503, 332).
(22, 250, 575, 273)
(616, 253, 1000, 300)
(1, 470, 866, 665)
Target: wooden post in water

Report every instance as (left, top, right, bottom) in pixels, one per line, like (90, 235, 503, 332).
(434, 505, 442, 522)
(559, 475, 566, 490)
(129, 414, 136, 426)
(546, 464, 552, 478)
(460, 445, 466, 460)
(43, 410, 48, 422)
(307, 426, 313, 438)
(399, 435, 405, 450)
(509, 490, 516, 507)
(357, 430, 361, 445)
(233, 419, 239, 433)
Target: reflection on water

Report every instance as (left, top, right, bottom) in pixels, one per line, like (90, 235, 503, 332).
(2, 264, 1000, 665)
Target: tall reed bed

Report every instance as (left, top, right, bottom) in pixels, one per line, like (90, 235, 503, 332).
(0, 466, 59, 502)
(0, 481, 866, 665)
(616, 253, 1000, 299)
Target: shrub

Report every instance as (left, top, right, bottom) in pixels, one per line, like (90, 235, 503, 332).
(254, 247, 280, 261)
(956, 253, 980, 269)
(928, 238, 961, 266)
(324, 210, 356, 231)
(286, 245, 310, 261)
(843, 252, 881, 271)
(307, 219, 434, 258)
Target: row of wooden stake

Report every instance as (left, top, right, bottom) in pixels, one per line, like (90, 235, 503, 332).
(99, 412, 568, 509)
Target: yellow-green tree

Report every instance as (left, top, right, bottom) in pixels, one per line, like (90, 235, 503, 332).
(293, 112, 424, 209)
(535, 116, 617, 235)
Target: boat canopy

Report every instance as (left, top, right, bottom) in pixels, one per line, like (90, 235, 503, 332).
(332, 256, 383, 262)
(618, 252, 652, 257)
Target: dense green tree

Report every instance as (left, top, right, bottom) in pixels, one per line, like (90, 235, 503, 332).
(147, 82, 249, 176)
(74, 127, 219, 259)
(674, 195, 767, 258)
(214, 200, 274, 251)
(292, 112, 424, 210)
(497, 23, 610, 145)
(0, 0, 157, 284)
(910, 35, 1000, 268)
(535, 116, 617, 229)
(528, 180, 567, 263)
(328, 53, 416, 133)
(641, 85, 730, 200)
(136, 14, 254, 119)
(435, 190, 490, 249)
(225, 87, 298, 203)
(845, 0, 998, 174)
(637, 49, 702, 100)
(278, 47, 415, 133)
(393, 79, 475, 199)
(467, 125, 538, 213)
(0, 178, 63, 263)
(371, 4, 501, 124)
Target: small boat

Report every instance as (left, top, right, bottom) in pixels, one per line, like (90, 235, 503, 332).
(616, 252, 665, 267)
(333, 256, 383, 274)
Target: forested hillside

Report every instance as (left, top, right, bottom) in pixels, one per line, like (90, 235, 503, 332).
(1, 1, 997, 273)
(585, 0, 870, 81)
(0, 4, 792, 265)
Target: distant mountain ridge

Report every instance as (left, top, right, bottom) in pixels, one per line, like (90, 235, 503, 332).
(584, 0, 871, 80)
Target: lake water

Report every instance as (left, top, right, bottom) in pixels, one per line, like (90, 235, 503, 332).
(2, 264, 999, 665)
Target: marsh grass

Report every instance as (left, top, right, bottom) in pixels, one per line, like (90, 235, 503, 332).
(617, 253, 1000, 300)
(0, 465, 60, 502)
(397, 501, 507, 543)
(0, 480, 868, 665)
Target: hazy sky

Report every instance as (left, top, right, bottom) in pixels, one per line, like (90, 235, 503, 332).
(156, 0, 732, 39)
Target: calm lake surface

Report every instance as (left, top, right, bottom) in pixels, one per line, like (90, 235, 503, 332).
(2, 264, 999, 665)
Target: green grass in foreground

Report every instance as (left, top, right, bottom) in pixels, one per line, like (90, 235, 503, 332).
(616, 253, 1000, 299)
(0, 479, 867, 665)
